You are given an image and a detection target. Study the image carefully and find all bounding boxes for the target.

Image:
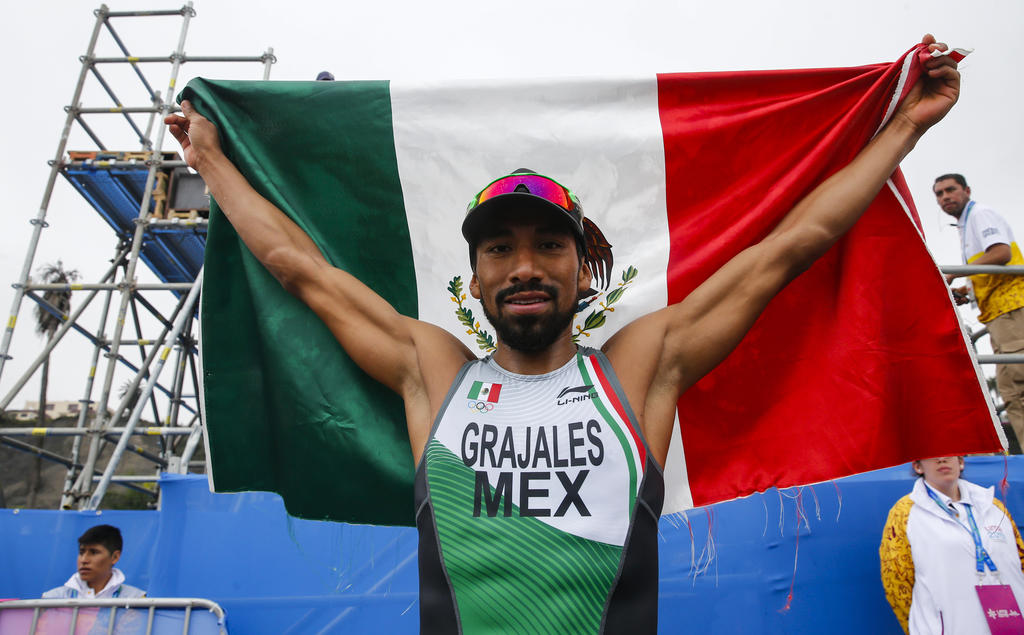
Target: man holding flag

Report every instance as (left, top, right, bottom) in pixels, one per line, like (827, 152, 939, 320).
(168, 36, 962, 634)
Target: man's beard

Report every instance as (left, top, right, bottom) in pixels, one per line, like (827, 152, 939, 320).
(481, 281, 576, 354)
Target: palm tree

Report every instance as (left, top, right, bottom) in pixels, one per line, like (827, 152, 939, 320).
(26, 261, 79, 507)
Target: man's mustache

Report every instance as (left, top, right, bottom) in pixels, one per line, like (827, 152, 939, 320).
(495, 281, 559, 305)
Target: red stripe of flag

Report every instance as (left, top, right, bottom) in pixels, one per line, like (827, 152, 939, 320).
(656, 45, 998, 507)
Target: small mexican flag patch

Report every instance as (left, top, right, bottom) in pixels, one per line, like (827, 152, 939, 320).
(467, 381, 502, 403)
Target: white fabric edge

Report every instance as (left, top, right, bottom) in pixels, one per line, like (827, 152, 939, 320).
(873, 49, 917, 137)
(196, 296, 216, 492)
(932, 47, 974, 59)
(662, 415, 693, 513)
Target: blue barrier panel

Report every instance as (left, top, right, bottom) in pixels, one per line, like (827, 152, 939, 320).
(148, 474, 419, 633)
(3, 457, 1022, 633)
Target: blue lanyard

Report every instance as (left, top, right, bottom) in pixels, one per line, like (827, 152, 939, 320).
(925, 483, 998, 573)
(959, 200, 976, 264)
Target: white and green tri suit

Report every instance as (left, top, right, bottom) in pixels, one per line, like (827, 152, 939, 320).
(415, 347, 665, 634)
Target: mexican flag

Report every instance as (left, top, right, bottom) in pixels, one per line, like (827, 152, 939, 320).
(190, 42, 1000, 526)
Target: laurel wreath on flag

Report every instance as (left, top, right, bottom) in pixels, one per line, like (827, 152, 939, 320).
(448, 276, 497, 352)
(574, 265, 638, 341)
(447, 264, 638, 353)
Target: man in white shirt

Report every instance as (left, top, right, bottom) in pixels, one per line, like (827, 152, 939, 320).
(42, 524, 146, 599)
(938, 173, 1024, 450)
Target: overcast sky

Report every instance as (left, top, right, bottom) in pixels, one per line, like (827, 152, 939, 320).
(1, 0, 1021, 406)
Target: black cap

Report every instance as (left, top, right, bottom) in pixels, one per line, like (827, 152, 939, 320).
(462, 168, 586, 245)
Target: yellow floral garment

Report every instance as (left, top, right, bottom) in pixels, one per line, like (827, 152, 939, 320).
(880, 495, 1024, 634)
(993, 498, 1024, 570)
(880, 495, 915, 634)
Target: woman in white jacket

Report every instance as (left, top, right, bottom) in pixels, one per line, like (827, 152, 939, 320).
(880, 456, 1024, 634)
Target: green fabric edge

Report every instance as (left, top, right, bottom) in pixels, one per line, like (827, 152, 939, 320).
(184, 78, 416, 526)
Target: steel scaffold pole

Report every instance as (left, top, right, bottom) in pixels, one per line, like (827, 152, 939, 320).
(167, 342, 186, 429)
(262, 47, 276, 79)
(177, 347, 204, 474)
(0, 427, 192, 436)
(158, 339, 188, 478)
(127, 296, 162, 426)
(73, 3, 195, 505)
(0, 437, 156, 498)
(101, 16, 159, 102)
(60, 246, 124, 509)
(0, 5, 108, 383)
(71, 279, 194, 500)
(179, 422, 204, 474)
(87, 271, 202, 509)
(25, 283, 195, 291)
(59, 286, 115, 508)
(140, 91, 163, 150)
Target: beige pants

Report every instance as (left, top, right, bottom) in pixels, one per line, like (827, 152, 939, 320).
(987, 307, 1024, 449)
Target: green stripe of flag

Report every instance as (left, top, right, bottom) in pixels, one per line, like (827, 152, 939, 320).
(186, 78, 418, 525)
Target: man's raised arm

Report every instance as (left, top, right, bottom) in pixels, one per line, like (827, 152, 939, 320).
(165, 102, 473, 408)
(605, 36, 960, 455)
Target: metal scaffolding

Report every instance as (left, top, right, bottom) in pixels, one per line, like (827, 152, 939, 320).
(0, 3, 274, 509)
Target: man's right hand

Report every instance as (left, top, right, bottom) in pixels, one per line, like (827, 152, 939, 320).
(164, 100, 222, 172)
(951, 286, 970, 305)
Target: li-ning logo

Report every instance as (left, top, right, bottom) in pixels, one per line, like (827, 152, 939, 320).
(557, 385, 596, 406)
(466, 381, 501, 413)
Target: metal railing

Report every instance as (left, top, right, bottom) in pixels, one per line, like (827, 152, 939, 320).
(0, 597, 227, 635)
(938, 264, 1024, 365)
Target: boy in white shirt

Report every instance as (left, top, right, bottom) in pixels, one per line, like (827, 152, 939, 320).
(42, 524, 146, 599)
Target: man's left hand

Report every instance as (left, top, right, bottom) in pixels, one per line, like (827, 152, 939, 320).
(893, 34, 961, 134)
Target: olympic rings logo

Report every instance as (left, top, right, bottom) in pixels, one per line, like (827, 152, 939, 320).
(467, 400, 495, 412)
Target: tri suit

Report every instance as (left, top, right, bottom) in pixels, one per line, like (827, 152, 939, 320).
(415, 347, 664, 634)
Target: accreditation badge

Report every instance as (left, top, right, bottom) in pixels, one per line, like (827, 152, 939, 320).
(976, 584, 1024, 633)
